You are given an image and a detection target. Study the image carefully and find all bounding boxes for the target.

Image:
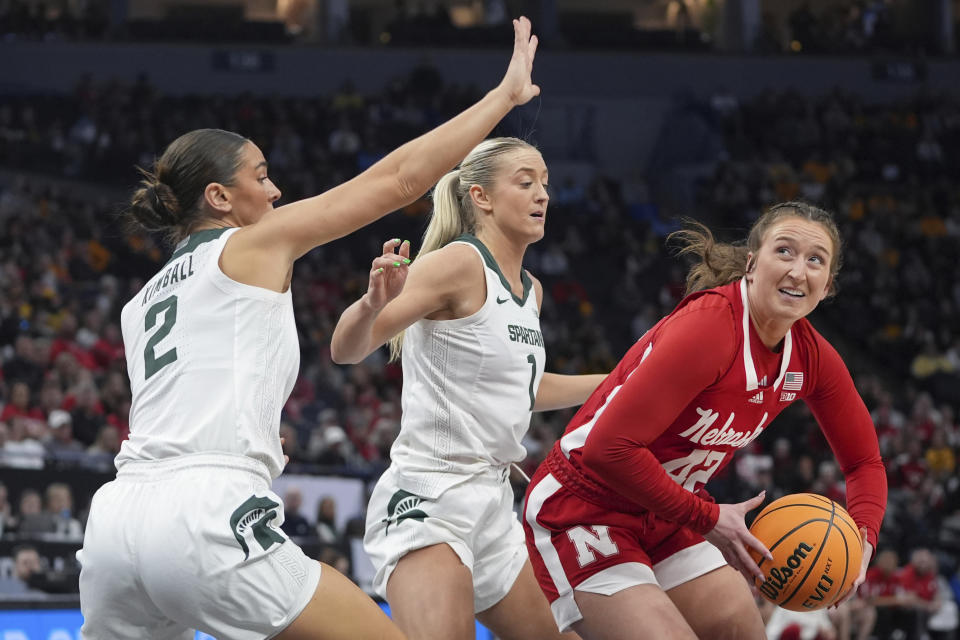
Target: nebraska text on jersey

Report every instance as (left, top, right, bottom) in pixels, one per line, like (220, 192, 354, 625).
(677, 407, 768, 448)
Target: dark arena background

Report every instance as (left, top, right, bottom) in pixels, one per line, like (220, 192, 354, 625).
(1, 1, 959, 638)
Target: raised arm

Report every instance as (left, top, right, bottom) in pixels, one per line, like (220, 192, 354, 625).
(331, 242, 482, 364)
(225, 18, 540, 290)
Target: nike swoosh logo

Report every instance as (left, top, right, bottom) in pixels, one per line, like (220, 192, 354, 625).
(496, 296, 511, 304)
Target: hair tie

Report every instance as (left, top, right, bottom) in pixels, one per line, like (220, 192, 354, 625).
(146, 183, 177, 225)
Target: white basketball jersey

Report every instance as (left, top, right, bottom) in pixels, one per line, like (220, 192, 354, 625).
(116, 228, 298, 479)
(391, 235, 546, 498)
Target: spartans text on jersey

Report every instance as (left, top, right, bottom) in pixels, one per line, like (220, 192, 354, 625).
(507, 324, 543, 347)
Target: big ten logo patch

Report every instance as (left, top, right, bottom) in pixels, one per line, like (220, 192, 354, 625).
(567, 525, 620, 567)
(230, 494, 286, 560)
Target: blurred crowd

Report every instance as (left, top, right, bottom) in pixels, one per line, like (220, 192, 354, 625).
(0, 72, 958, 639)
(2, 0, 951, 55)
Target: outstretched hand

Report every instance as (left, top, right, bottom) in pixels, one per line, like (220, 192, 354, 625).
(498, 17, 540, 107)
(832, 527, 874, 608)
(703, 491, 773, 585)
(363, 238, 411, 311)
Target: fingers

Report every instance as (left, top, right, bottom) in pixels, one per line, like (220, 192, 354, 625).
(371, 254, 410, 272)
(742, 529, 773, 563)
(379, 238, 411, 259)
(743, 490, 766, 511)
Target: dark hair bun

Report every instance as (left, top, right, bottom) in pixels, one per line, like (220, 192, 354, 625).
(127, 175, 181, 231)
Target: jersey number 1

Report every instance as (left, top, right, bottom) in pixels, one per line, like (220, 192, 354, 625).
(526, 354, 537, 410)
(144, 295, 178, 380)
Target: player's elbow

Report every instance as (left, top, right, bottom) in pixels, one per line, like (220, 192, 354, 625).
(329, 341, 360, 365)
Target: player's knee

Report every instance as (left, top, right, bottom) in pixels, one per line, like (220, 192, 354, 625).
(699, 605, 765, 640)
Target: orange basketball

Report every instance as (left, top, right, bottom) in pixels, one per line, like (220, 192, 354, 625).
(747, 493, 862, 611)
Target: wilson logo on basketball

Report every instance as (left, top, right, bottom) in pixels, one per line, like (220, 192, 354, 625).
(758, 541, 814, 600)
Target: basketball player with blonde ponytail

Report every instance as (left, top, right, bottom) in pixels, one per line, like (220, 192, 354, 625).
(332, 137, 605, 640)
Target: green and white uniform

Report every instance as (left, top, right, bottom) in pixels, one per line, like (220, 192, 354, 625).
(79, 228, 320, 639)
(365, 234, 546, 612)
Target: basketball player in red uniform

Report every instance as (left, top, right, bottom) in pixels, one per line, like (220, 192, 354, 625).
(522, 202, 888, 639)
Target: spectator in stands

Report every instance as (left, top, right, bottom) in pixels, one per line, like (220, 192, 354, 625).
(0, 381, 43, 423)
(280, 487, 312, 538)
(3, 415, 45, 470)
(2, 336, 43, 390)
(17, 488, 56, 537)
(865, 549, 906, 634)
(66, 382, 104, 447)
(315, 495, 339, 545)
(44, 483, 83, 541)
(762, 598, 837, 640)
(312, 424, 357, 466)
(45, 408, 83, 460)
(897, 548, 942, 639)
(85, 424, 120, 457)
(0, 545, 44, 597)
(0, 482, 13, 537)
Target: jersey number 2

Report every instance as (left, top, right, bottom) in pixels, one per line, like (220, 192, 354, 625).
(144, 295, 178, 380)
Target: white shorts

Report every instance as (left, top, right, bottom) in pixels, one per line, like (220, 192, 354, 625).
(364, 465, 527, 613)
(78, 454, 321, 640)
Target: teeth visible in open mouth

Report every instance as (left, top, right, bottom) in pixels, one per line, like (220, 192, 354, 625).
(780, 288, 803, 297)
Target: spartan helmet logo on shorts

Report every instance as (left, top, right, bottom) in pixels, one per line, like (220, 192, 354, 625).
(230, 495, 286, 560)
(382, 490, 429, 535)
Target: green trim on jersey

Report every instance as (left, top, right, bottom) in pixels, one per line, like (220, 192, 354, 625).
(454, 234, 532, 305)
(167, 227, 231, 264)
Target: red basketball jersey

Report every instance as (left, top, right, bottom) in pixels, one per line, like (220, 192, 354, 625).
(545, 279, 887, 546)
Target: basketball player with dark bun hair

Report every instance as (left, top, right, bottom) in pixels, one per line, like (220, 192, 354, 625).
(77, 17, 541, 640)
(522, 202, 888, 639)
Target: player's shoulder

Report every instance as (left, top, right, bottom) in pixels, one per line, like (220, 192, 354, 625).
(668, 289, 736, 325)
(790, 317, 833, 355)
(416, 241, 482, 271)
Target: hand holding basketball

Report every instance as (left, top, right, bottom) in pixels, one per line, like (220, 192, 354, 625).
(832, 527, 872, 608)
(747, 493, 863, 611)
(703, 491, 773, 584)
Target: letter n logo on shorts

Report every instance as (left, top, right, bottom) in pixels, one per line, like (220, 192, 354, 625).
(567, 525, 619, 568)
(230, 495, 286, 560)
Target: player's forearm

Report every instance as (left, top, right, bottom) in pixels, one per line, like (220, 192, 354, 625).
(582, 441, 719, 533)
(534, 373, 607, 411)
(375, 87, 515, 203)
(330, 297, 382, 364)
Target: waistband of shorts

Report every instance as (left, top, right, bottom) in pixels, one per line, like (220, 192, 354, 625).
(115, 453, 272, 484)
(545, 446, 639, 513)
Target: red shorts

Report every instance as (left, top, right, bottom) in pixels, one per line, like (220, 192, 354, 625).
(522, 463, 726, 632)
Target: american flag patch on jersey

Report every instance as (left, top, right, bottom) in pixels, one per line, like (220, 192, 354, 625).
(783, 372, 804, 391)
